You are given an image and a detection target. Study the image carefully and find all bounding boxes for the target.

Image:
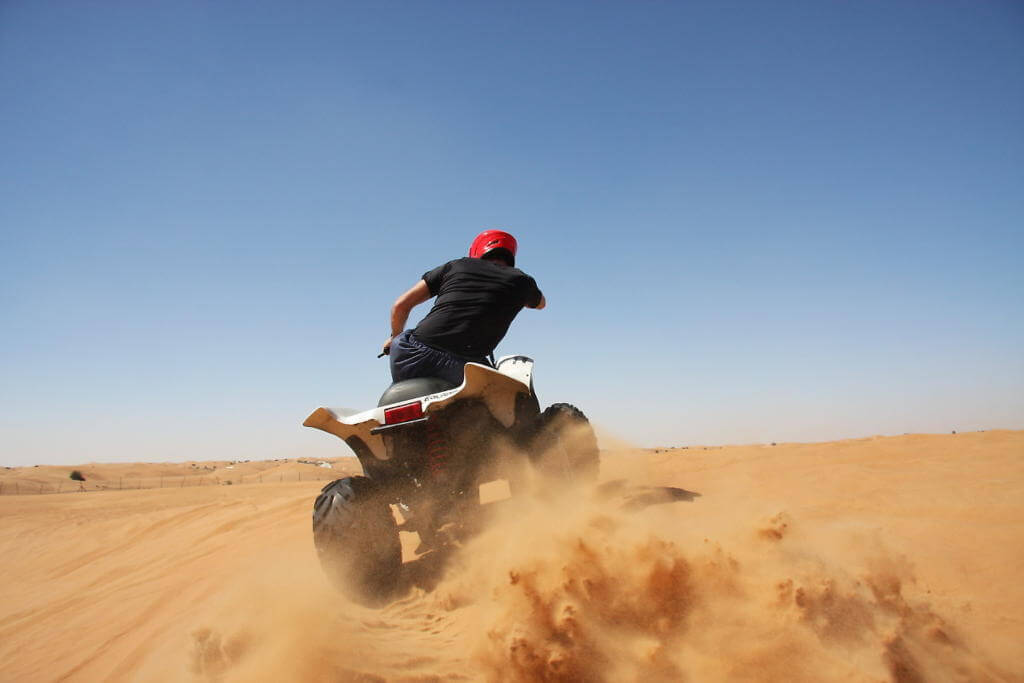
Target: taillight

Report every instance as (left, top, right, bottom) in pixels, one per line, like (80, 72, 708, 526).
(383, 401, 424, 425)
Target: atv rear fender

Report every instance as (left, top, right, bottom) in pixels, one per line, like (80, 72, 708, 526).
(303, 355, 535, 461)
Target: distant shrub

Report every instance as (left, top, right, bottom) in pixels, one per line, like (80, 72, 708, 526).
(69, 470, 86, 481)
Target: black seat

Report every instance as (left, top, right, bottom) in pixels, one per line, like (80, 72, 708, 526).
(377, 377, 457, 407)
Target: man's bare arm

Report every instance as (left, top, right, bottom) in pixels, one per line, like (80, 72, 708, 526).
(382, 280, 432, 354)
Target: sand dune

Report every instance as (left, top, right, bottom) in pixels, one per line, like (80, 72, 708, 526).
(0, 430, 1021, 681)
(0, 457, 357, 494)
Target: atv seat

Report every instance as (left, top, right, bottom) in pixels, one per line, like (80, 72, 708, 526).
(377, 377, 457, 407)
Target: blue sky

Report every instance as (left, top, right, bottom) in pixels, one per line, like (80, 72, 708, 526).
(2, 1, 1022, 465)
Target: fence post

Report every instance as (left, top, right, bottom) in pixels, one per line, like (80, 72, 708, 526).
(119, 477, 122, 490)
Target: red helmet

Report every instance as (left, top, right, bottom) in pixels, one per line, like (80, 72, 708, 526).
(469, 230, 518, 266)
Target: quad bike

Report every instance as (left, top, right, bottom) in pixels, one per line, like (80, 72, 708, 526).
(303, 355, 599, 604)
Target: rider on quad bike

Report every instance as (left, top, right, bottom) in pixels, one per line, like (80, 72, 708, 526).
(306, 231, 597, 605)
(382, 229, 546, 385)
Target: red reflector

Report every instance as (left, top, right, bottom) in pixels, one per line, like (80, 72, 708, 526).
(384, 402, 424, 425)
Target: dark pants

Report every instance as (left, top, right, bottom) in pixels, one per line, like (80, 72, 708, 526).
(389, 331, 486, 387)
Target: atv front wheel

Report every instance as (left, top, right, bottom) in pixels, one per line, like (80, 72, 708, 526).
(312, 476, 402, 605)
(531, 403, 600, 484)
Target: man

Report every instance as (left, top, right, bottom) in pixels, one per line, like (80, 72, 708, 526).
(382, 230, 546, 386)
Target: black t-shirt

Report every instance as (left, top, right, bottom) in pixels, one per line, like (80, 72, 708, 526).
(413, 257, 543, 358)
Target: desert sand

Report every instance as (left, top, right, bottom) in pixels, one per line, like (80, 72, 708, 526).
(1, 430, 1021, 682)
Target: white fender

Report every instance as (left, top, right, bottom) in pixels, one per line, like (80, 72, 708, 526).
(303, 357, 535, 461)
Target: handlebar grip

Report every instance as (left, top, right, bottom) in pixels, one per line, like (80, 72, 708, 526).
(378, 350, 388, 358)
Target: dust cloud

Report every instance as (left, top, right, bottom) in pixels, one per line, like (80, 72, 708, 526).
(179, 493, 1007, 682)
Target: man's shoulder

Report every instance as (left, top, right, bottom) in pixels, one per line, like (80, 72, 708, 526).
(432, 257, 474, 272)
(507, 265, 536, 282)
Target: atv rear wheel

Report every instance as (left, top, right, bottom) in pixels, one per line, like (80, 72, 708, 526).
(312, 476, 402, 605)
(531, 403, 600, 484)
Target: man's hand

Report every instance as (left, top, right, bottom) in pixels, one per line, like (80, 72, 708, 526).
(380, 336, 395, 357)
